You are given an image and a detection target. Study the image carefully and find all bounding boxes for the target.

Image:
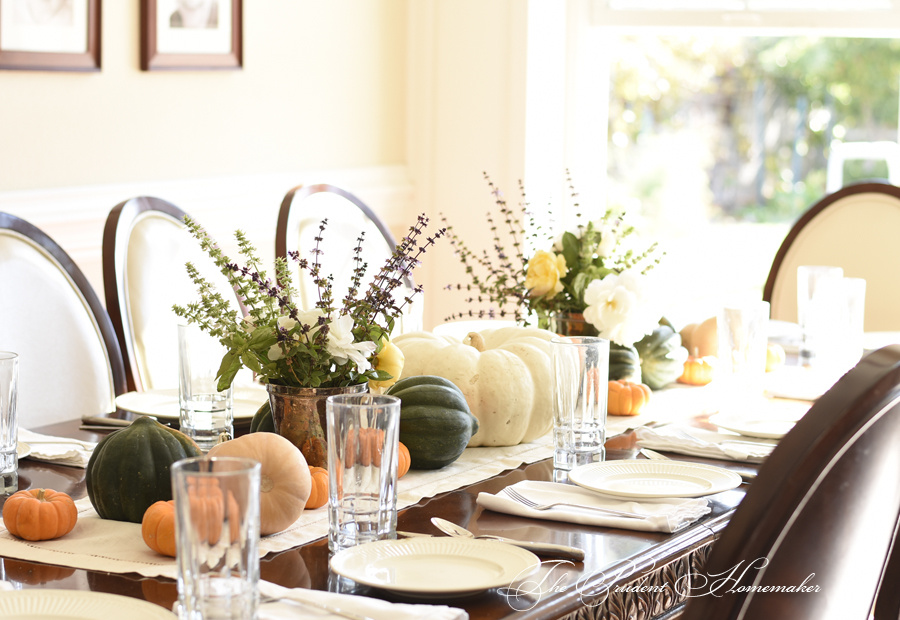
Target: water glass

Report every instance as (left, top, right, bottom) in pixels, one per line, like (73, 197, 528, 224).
(178, 324, 234, 451)
(551, 336, 610, 471)
(0, 352, 18, 495)
(717, 301, 770, 410)
(174, 456, 261, 620)
(797, 265, 844, 366)
(326, 393, 400, 552)
(839, 277, 867, 368)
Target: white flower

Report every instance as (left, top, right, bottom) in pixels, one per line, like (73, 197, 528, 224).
(583, 269, 660, 347)
(276, 316, 298, 332)
(552, 224, 587, 252)
(326, 313, 377, 372)
(267, 344, 284, 361)
(596, 223, 618, 258)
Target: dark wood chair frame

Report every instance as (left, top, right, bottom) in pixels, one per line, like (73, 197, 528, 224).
(0, 212, 127, 397)
(762, 181, 900, 306)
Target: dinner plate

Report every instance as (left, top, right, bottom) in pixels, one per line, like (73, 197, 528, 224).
(569, 460, 742, 499)
(329, 537, 540, 599)
(0, 589, 176, 619)
(115, 387, 267, 420)
(709, 413, 796, 439)
(16, 442, 31, 459)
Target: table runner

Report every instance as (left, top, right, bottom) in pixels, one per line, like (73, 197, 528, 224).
(0, 436, 554, 579)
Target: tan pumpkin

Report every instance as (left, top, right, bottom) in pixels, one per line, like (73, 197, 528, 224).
(398, 442, 411, 478)
(142, 500, 177, 557)
(608, 380, 652, 416)
(678, 352, 716, 386)
(208, 433, 312, 535)
(680, 316, 717, 358)
(2, 488, 77, 541)
(306, 466, 329, 510)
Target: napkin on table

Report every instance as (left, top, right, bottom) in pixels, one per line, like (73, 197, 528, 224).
(18, 428, 96, 468)
(259, 580, 468, 620)
(477, 480, 710, 534)
(635, 425, 775, 463)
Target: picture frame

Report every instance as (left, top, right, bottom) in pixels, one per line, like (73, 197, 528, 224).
(141, 0, 242, 71)
(0, 0, 101, 72)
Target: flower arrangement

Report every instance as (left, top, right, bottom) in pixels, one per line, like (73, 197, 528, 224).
(445, 173, 664, 347)
(173, 215, 444, 390)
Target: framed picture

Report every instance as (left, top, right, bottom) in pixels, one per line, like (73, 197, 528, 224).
(0, 0, 101, 71)
(141, 0, 241, 71)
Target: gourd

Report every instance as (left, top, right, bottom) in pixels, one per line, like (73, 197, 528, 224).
(680, 316, 717, 358)
(392, 327, 555, 446)
(369, 340, 405, 390)
(398, 442, 411, 478)
(142, 500, 176, 557)
(634, 324, 689, 389)
(86, 416, 202, 523)
(609, 345, 641, 382)
(306, 466, 328, 509)
(385, 375, 479, 469)
(766, 343, 786, 372)
(207, 432, 312, 535)
(2, 488, 77, 541)
(678, 352, 716, 386)
(250, 401, 275, 433)
(607, 381, 652, 416)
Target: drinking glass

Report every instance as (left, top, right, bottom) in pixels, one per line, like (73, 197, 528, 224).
(839, 277, 867, 368)
(551, 336, 610, 471)
(717, 301, 770, 411)
(797, 265, 844, 366)
(174, 456, 261, 620)
(178, 324, 234, 451)
(326, 393, 400, 552)
(0, 352, 18, 495)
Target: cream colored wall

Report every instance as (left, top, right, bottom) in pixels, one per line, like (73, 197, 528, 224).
(0, 0, 406, 192)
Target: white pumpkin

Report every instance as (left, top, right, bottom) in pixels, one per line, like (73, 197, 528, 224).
(393, 327, 556, 447)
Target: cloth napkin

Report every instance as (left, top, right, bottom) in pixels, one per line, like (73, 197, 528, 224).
(476, 480, 710, 534)
(18, 429, 95, 468)
(257, 580, 468, 620)
(635, 425, 776, 463)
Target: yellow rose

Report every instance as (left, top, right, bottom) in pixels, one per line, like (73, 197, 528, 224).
(525, 250, 568, 299)
(368, 339, 405, 390)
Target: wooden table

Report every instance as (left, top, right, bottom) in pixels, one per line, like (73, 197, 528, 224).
(0, 420, 758, 620)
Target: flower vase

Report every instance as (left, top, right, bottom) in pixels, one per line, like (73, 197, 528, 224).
(266, 383, 368, 468)
(550, 312, 599, 338)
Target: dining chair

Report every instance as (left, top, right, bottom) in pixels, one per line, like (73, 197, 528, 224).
(679, 344, 900, 620)
(103, 196, 242, 392)
(763, 182, 900, 331)
(275, 184, 423, 334)
(0, 213, 126, 427)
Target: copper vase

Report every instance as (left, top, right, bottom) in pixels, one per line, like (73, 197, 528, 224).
(550, 312, 600, 337)
(266, 383, 368, 468)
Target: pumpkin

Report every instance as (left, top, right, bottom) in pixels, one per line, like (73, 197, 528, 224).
(385, 375, 479, 468)
(2, 559, 75, 585)
(398, 441, 411, 478)
(766, 342, 786, 372)
(2, 488, 77, 541)
(187, 477, 239, 546)
(680, 316, 718, 358)
(634, 324, 689, 389)
(306, 466, 329, 509)
(86, 416, 202, 523)
(207, 432, 312, 535)
(392, 327, 555, 446)
(141, 579, 178, 611)
(607, 380, 652, 416)
(369, 339, 405, 390)
(609, 345, 641, 382)
(250, 401, 276, 433)
(142, 500, 176, 557)
(678, 352, 716, 386)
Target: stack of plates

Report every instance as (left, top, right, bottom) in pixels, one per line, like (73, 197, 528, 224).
(115, 387, 268, 422)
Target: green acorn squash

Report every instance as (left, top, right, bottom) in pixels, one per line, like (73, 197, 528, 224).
(609, 344, 641, 382)
(385, 375, 479, 470)
(250, 401, 276, 433)
(86, 416, 202, 523)
(634, 323, 689, 389)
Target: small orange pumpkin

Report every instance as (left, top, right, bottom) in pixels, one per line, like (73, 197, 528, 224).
(398, 442, 411, 478)
(678, 352, 716, 386)
(608, 380, 652, 416)
(306, 466, 329, 510)
(2, 488, 77, 541)
(142, 500, 176, 557)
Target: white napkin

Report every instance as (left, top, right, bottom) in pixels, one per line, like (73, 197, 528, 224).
(258, 580, 468, 620)
(18, 429, 96, 468)
(476, 480, 710, 534)
(635, 425, 776, 463)
(0, 581, 15, 592)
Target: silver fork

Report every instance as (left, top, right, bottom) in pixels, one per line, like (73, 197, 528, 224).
(504, 487, 649, 520)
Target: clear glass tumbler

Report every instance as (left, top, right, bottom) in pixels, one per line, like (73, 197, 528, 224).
(326, 393, 400, 552)
(173, 456, 261, 620)
(178, 324, 234, 451)
(797, 265, 844, 366)
(552, 336, 610, 471)
(0, 352, 18, 495)
(717, 301, 770, 412)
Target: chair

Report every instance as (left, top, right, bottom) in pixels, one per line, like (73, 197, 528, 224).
(275, 184, 423, 334)
(0, 213, 126, 427)
(680, 344, 900, 620)
(763, 182, 900, 332)
(103, 197, 243, 392)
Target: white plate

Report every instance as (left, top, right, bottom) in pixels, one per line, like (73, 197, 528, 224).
(0, 589, 175, 619)
(709, 413, 796, 439)
(569, 459, 742, 499)
(329, 537, 540, 599)
(16, 442, 31, 459)
(115, 387, 267, 420)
